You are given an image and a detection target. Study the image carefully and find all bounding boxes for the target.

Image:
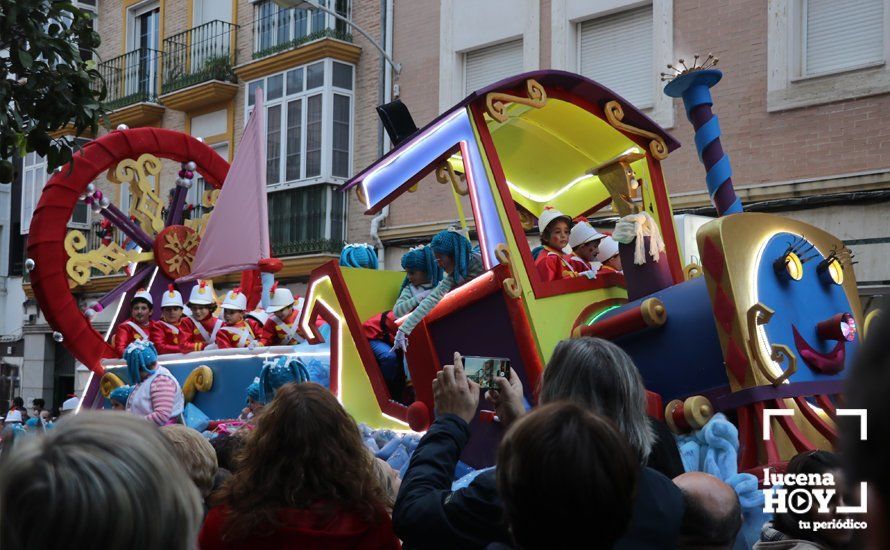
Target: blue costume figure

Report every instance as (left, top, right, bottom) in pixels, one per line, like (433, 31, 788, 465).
(123, 340, 184, 425)
(257, 356, 311, 404)
(109, 385, 134, 410)
(339, 243, 379, 269)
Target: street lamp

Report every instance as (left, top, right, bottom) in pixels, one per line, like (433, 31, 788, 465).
(273, 0, 401, 76)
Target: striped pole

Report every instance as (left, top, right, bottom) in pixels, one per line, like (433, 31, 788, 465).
(664, 68, 743, 216)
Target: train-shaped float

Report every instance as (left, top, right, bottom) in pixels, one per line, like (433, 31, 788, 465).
(27, 61, 860, 473)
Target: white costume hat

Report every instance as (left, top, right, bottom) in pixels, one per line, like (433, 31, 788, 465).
(4, 410, 22, 423)
(160, 285, 185, 308)
(62, 396, 79, 411)
(246, 308, 269, 326)
(132, 288, 153, 307)
(267, 286, 296, 314)
(595, 236, 620, 263)
(537, 206, 571, 235)
(221, 289, 248, 311)
(188, 280, 216, 305)
(569, 222, 606, 250)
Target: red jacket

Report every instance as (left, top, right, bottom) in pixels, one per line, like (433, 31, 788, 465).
(199, 504, 401, 550)
(260, 309, 303, 346)
(150, 317, 197, 355)
(113, 318, 154, 357)
(535, 246, 580, 282)
(189, 316, 224, 351)
(215, 320, 257, 349)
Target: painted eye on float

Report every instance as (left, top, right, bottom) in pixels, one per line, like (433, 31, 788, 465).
(818, 257, 844, 286)
(774, 251, 803, 281)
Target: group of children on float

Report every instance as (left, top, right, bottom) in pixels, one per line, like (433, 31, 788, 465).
(113, 281, 306, 358)
(534, 206, 622, 281)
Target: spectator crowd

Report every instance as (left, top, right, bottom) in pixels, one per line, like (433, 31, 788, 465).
(1, 316, 887, 549)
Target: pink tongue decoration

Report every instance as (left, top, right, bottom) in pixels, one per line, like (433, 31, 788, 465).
(792, 325, 845, 375)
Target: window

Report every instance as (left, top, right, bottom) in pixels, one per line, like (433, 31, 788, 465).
(578, 6, 654, 108)
(268, 184, 346, 256)
(253, 0, 351, 57)
(20, 152, 47, 235)
(768, 0, 890, 111)
(464, 39, 524, 96)
(801, 0, 883, 77)
(126, 2, 160, 100)
(246, 59, 354, 190)
(187, 142, 227, 220)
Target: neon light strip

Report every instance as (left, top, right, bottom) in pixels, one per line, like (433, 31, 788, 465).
(588, 305, 622, 326)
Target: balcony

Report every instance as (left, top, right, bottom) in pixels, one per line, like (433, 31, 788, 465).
(268, 184, 345, 275)
(98, 48, 165, 127)
(160, 20, 239, 112)
(235, 0, 359, 82)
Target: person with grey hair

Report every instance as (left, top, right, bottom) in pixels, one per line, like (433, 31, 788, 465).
(394, 339, 685, 549)
(0, 411, 203, 550)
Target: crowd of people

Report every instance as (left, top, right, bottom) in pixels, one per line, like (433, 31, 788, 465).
(1, 312, 885, 548)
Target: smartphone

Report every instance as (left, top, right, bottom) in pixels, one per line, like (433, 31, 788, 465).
(462, 356, 511, 391)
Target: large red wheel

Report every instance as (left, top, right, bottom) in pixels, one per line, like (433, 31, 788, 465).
(27, 128, 230, 375)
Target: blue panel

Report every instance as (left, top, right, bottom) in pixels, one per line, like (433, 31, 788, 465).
(755, 233, 857, 384)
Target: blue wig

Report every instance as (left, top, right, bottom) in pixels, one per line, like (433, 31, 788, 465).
(123, 340, 159, 384)
(400, 245, 442, 289)
(257, 356, 311, 404)
(109, 385, 134, 406)
(246, 378, 261, 403)
(339, 243, 378, 269)
(430, 230, 473, 285)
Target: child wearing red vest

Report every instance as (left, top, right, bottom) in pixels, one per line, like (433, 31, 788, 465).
(150, 285, 196, 355)
(216, 289, 259, 349)
(113, 289, 155, 357)
(186, 281, 224, 352)
(534, 207, 581, 282)
(261, 284, 305, 346)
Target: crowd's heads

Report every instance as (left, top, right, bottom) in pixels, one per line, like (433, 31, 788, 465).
(497, 402, 638, 549)
(214, 383, 390, 541)
(674, 472, 741, 549)
(161, 425, 219, 499)
(109, 385, 134, 410)
(400, 245, 442, 289)
(845, 314, 890, 547)
(12, 396, 24, 409)
(209, 433, 246, 473)
(776, 451, 851, 547)
(539, 337, 654, 461)
(339, 243, 379, 269)
(0, 412, 203, 550)
(124, 340, 159, 384)
(431, 229, 473, 283)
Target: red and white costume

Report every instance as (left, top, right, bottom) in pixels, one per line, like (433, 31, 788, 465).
(113, 289, 155, 357)
(535, 245, 580, 282)
(261, 286, 305, 346)
(189, 315, 224, 351)
(150, 287, 197, 354)
(216, 289, 259, 349)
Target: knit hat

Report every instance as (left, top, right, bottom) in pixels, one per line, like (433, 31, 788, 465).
(257, 356, 310, 404)
(339, 243, 379, 269)
(430, 229, 474, 285)
(400, 245, 443, 289)
(246, 377, 261, 403)
(124, 340, 159, 384)
(109, 385, 134, 406)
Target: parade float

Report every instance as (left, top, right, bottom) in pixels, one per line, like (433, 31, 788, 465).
(27, 59, 860, 472)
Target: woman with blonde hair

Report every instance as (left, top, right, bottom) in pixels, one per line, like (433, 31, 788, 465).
(200, 382, 399, 549)
(0, 411, 203, 550)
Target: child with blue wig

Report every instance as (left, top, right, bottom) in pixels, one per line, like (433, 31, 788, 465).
(123, 341, 184, 425)
(339, 243, 379, 269)
(109, 385, 134, 411)
(393, 245, 442, 318)
(239, 378, 263, 421)
(393, 229, 484, 350)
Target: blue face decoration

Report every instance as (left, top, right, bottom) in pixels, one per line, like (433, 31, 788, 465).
(754, 232, 857, 383)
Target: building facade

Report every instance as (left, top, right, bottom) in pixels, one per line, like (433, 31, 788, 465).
(13, 0, 890, 410)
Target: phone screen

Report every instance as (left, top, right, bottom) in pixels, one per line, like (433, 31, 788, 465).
(462, 356, 510, 391)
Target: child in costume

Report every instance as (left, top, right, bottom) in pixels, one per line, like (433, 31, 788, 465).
(260, 284, 305, 346)
(109, 385, 134, 411)
(596, 236, 623, 273)
(535, 207, 580, 282)
(393, 229, 485, 350)
(150, 285, 196, 355)
(393, 245, 442, 318)
(124, 341, 184, 425)
(568, 221, 605, 277)
(239, 379, 263, 421)
(186, 281, 223, 351)
(113, 289, 155, 357)
(216, 289, 259, 349)
(246, 309, 269, 341)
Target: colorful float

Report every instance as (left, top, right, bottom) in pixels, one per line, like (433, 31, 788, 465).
(27, 59, 859, 472)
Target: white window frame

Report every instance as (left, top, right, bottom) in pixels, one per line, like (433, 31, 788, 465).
(126, 0, 160, 52)
(252, 0, 352, 55)
(244, 58, 354, 192)
(20, 152, 47, 235)
(551, 0, 674, 129)
(767, 0, 890, 112)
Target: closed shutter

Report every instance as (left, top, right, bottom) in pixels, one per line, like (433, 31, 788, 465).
(804, 0, 884, 76)
(464, 39, 524, 96)
(578, 6, 654, 108)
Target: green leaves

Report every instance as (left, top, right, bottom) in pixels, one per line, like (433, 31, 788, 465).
(0, 0, 106, 183)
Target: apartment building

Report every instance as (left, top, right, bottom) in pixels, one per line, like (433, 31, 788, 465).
(13, 0, 890, 408)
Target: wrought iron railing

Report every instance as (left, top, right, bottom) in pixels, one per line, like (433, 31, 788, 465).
(98, 48, 163, 110)
(162, 20, 238, 94)
(268, 185, 345, 257)
(271, 238, 345, 257)
(252, 0, 352, 60)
